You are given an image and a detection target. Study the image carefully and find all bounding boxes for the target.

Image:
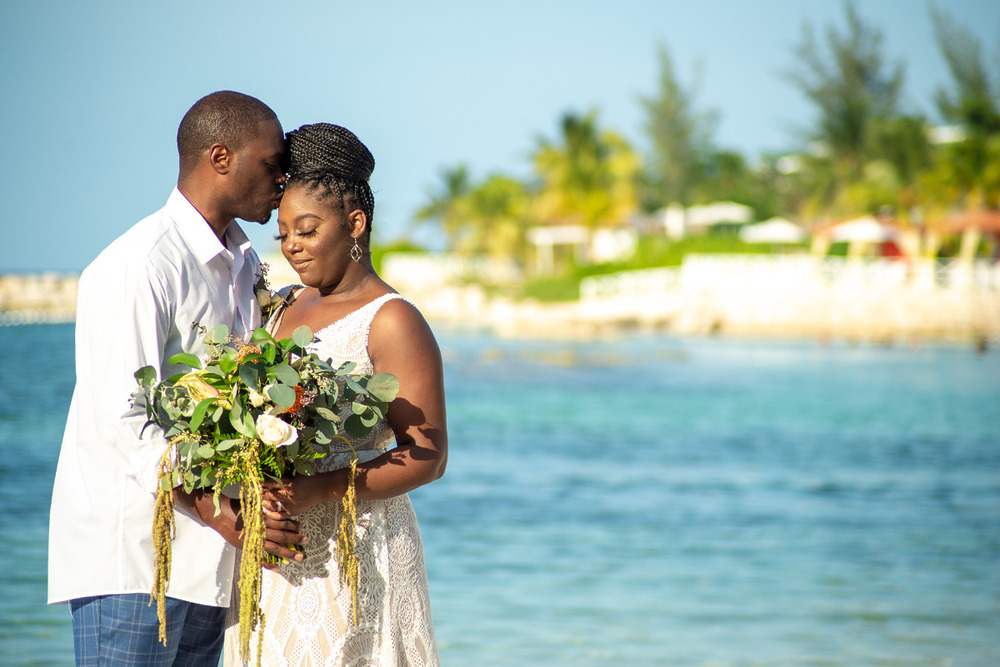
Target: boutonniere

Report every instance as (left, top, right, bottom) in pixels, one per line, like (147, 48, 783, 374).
(254, 261, 289, 324)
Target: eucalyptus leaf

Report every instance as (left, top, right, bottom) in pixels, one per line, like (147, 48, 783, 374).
(199, 467, 216, 487)
(267, 383, 296, 409)
(251, 328, 277, 345)
(239, 363, 262, 390)
(229, 398, 256, 439)
(315, 406, 339, 422)
(344, 414, 369, 439)
(134, 366, 157, 388)
(360, 410, 379, 428)
(196, 444, 215, 459)
(207, 323, 230, 344)
(344, 377, 364, 396)
(270, 362, 300, 386)
(242, 411, 257, 439)
(367, 373, 400, 402)
(216, 438, 242, 452)
(351, 401, 367, 415)
(315, 420, 337, 444)
(291, 325, 314, 348)
(218, 353, 238, 375)
(168, 352, 202, 369)
(262, 344, 277, 364)
(189, 398, 217, 431)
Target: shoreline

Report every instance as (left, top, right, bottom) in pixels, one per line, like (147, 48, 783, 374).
(3, 265, 999, 348)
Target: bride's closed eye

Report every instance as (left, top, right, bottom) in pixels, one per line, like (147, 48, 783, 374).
(274, 229, 318, 242)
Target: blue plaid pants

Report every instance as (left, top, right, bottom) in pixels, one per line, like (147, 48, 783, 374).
(70, 594, 226, 666)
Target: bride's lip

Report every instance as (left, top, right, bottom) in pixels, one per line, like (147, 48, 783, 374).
(290, 259, 311, 270)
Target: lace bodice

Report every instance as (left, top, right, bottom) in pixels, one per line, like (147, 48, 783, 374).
(306, 293, 410, 473)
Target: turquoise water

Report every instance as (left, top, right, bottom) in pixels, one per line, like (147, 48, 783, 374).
(2, 324, 998, 665)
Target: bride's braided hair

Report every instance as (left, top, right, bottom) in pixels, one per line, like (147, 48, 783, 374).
(284, 123, 376, 234)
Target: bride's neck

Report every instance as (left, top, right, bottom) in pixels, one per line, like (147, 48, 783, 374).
(315, 263, 378, 299)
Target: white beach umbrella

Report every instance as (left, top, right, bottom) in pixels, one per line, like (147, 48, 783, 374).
(825, 215, 896, 243)
(739, 217, 806, 243)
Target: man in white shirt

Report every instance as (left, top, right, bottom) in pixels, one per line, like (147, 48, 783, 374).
(48, 91, 305, 666)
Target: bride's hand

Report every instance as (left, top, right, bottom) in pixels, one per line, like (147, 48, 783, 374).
(262, 473, 340, 516)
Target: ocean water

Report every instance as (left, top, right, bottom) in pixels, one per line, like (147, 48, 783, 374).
(1, 323, 998, 666)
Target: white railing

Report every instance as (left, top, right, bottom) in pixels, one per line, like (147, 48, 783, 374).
(580, 267, 681, 300)
(381, 253, 522, 290)
(579, 254, 1000, 302)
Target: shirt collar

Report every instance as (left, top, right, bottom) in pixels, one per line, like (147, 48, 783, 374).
(166, 188, 253, 267)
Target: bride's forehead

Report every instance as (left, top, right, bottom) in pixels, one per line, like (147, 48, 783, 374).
(280, 187, 340, 216)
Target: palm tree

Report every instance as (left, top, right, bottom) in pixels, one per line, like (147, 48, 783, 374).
(464, 175, 532, 264)
(415, 165, 473, 249)
(532, 110, 641, 229)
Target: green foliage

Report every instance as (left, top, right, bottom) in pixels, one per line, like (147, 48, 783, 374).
(133, 325, 400, 494)
(533, 110, 641, 228)
(370, 239, 425, 274)
(410, 5, 1000, 265)
(639, 45, 719, 208)
(521, 235, 772, 302)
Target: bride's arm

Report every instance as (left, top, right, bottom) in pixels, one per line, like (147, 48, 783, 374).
(264, 298, 447, 514)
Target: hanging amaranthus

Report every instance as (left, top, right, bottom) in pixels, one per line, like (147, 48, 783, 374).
(337, 453, 361, 627)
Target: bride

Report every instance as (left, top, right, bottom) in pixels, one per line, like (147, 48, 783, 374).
(224, 123, 445, 666)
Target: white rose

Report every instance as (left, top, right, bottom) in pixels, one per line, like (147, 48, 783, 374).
(248, 388, 266, 408)
(255, 414, 298, 448)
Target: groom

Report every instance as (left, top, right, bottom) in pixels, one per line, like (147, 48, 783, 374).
(48, 91, 306, 665)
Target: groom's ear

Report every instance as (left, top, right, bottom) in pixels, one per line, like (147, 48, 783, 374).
(207, 143, 232, 174)
(348, 209, 368, 239)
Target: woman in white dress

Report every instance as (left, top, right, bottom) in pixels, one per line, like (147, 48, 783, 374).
(224, 123, 446, 666)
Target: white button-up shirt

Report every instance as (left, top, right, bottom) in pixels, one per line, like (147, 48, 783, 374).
(48, 189, 263, 606)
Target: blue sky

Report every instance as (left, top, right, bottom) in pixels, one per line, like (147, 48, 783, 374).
(2, 0, 998, 272)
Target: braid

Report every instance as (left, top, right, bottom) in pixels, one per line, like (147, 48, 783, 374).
(284, 124, 376, 232)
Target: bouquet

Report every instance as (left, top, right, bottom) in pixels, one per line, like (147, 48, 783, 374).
(133, 322, 398, 662)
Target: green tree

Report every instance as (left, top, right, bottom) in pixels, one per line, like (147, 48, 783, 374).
(927, 7, 1000, 209)
(463, 174, 532, 263)
(415, 165, 473, 249)
(639, 45, 718, 208)
(532, 110, 641, 228)
(787, 2, 909, 217)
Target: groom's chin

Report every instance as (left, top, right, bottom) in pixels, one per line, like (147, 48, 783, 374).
(242, 211, 274, 226)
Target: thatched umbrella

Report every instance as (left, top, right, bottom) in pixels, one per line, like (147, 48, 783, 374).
(931, 208, 1000, 265)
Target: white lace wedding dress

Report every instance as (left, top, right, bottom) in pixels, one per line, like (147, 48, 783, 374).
(224, 293, 439, 666)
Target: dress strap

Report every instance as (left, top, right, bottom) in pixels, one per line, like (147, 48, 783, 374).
(357, 293, 411, 350)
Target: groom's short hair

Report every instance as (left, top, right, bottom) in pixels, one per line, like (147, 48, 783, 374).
(177, 91, 277, 172)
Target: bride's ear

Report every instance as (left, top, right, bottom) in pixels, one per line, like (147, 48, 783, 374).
(347, 209, 368, 241)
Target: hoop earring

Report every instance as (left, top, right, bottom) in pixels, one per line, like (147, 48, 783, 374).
(350, 238, 363, 263)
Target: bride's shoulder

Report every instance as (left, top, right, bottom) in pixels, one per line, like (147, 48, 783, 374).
(370, 294, 433, 340)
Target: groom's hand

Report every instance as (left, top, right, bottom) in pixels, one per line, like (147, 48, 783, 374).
(174, 489, 308, 569)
